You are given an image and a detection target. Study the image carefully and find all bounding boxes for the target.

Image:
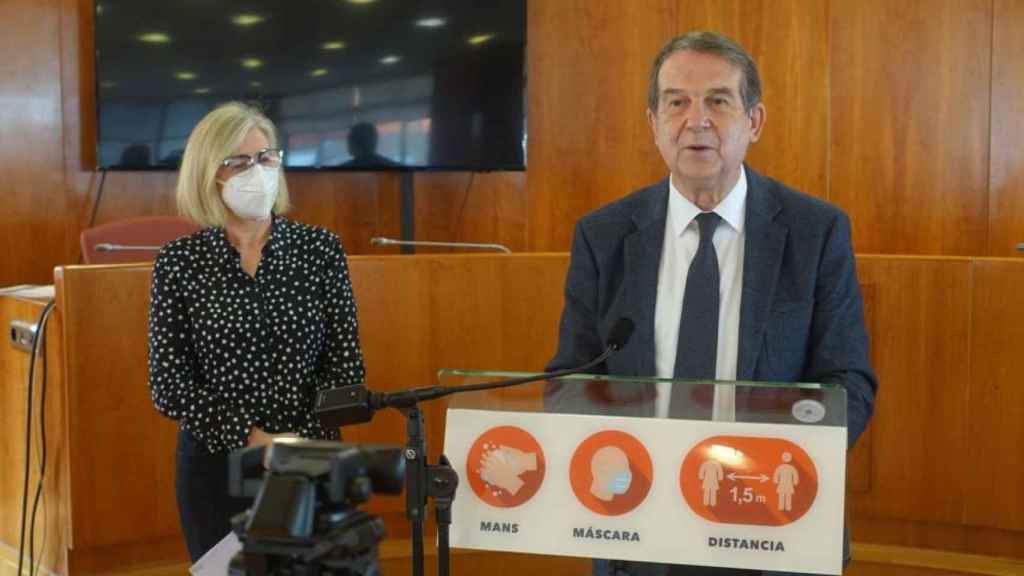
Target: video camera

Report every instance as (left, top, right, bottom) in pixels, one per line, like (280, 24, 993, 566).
(228, 439, 405, 575)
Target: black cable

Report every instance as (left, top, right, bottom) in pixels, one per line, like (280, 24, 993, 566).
(17, 299, 55, 576)
(79, 169, 109, 264)
(29, 301, 55, 576)
(87, 169, 109, 228)
(452, 172, 475, 240)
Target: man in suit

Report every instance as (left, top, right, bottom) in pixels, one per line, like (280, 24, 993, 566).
(546, 31, 876, 576)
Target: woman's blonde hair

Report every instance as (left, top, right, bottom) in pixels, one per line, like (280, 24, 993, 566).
(176, 101, 290, 227)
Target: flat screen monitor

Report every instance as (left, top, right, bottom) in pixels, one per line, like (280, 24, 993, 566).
(94, 0, 527, 171)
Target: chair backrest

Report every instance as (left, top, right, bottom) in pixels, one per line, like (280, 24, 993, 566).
(80, 217, 202, 264)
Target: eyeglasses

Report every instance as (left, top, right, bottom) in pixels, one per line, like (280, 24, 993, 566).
(221, 148, 284, 171)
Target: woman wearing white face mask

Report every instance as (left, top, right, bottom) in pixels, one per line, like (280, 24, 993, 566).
(147, 101, 366, 562)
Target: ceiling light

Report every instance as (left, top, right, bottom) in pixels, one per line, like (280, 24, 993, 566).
(415, 17, 447, 28)
(100, 81, 117, 89)
(380, 55, 401, 65)
(467, 33, 494, 46)
(241, 57, 263, 69)
(175, 71, 197, 80)
(310, 68, 329, 77)
(193, 87, 211, 95)
(346, 0, 377, 4)
(138, 32, 171, 44)
(322, 40, 347, 51)
(250, 81, 263, 87)
(231, 13, 265, 27)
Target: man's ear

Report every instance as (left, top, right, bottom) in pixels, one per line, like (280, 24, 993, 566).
(748, 102, 766, 143)
(646, 107, 658, 138)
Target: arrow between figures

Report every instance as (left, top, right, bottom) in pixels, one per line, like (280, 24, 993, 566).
(727, 473, 769, 483)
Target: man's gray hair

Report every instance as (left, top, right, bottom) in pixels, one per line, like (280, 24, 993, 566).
(647, 31, 762, 113)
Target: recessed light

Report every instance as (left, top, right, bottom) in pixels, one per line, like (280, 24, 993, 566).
(346, 0, 376, 4)
(231, 13, 265, 27)
(250, 81, 263, 87)
(138, 32, 171, 44)
(175, 71, 197, 80)
(193, 87, 211, 94)
(467, 33, 494, 46)
(241, 57, 263, 69)
(416, 17, 447, 28)
(310, 68, 329, 77)
(322, 40, 347, 51)
(380, 55, 401, 65)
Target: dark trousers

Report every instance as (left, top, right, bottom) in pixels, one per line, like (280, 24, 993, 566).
(175, 427, 252, 563)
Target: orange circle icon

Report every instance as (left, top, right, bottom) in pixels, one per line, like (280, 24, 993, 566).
(680, 435, 818, 526)
(466, 426, 546, 508)
(569, 430, 653, 516)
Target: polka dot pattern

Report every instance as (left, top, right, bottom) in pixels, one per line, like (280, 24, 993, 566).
(147, 216, 366, 453)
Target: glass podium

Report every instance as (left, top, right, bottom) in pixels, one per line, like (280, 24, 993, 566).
(439, 370, 848, 575)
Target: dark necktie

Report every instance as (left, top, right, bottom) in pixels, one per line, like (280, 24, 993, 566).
(673, 211, 722, 381)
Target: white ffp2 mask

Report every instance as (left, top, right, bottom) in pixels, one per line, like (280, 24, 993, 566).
(221, 164, 280, 221)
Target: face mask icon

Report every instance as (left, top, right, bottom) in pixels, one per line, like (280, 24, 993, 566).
(608, 470, 632, 495)
(590, 445, 631, 502)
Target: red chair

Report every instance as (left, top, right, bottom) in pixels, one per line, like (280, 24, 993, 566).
(80, 216, 201, 264)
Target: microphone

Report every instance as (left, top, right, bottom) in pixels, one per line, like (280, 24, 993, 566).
(369, 236, 512, 254)
(316, 317, 635, 428)
(94, 243, 161, 252)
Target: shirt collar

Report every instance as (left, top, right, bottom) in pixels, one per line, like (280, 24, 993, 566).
(667, 166, 748, 237)
(210, 215, 289, 264)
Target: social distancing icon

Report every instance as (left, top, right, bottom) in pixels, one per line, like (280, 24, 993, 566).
(570, 430, 653, 516)
(466, 426, 546, 508)
(680, 436, 818, 526)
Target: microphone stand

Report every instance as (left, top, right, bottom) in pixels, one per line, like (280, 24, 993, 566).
(315, 318, 634, 576)
(399, 404, 458, 576)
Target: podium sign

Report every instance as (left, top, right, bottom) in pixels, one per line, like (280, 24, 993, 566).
(440, 372, 847, 575)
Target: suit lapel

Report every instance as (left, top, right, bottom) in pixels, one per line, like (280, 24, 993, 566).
(623, 180, 669, 377)
(737, 168, 787, 380)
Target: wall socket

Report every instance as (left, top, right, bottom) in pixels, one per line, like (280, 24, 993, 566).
(9, 320, 37, 353)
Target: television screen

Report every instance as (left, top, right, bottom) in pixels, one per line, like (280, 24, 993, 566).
(94, 0, 526, 171)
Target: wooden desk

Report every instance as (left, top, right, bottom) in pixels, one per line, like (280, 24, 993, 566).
(2, 254, 1023, 575)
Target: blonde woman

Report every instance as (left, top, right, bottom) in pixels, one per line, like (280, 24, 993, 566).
(147, 101, 365, 561)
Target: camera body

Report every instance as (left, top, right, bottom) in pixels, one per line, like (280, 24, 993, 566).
(228, 439, 405, 576)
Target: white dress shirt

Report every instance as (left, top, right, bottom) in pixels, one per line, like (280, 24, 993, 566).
(654, 168, 747, 419)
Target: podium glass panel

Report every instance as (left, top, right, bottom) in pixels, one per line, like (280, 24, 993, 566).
(439, 370, 846, 428)
(439, 370, 848, 575)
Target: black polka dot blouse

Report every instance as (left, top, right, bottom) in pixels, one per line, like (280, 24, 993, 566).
(147, 216, 366, 453)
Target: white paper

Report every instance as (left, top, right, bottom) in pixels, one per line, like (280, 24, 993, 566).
(0, 284, 55, 299)
(190, 532, 242, 575)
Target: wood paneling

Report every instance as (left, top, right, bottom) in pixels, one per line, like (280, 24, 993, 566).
(0, 296, 67, 574)
(988, 0, 1024, 257)
(851, 258, 972, 524)
(55, 266, 181, 550)
(830, 0, 992, 255)
(413, 172, 527, 253)
(526, 0, 677, 252)
(677, 0, 830, 199)
(965, 261, 1024, 531)
(0, 0, 75, 285)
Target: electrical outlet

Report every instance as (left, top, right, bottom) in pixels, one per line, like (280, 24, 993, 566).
(9, 320, 37, 353)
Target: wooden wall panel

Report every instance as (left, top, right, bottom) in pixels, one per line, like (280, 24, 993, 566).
(526, 0, 676, 252)
(677, 0, 830, 199)
(0, 297, 67, 573)
(988, 0, 1024, 257)
(965, 261, 1024, 531)
(412, 172, 527, 253)
(850, 258, 972, 525)
(0, 0, 75, 285)
(830, 0, 992, 255)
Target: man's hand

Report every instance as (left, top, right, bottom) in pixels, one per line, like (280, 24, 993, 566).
(248, 427, 299, 468)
